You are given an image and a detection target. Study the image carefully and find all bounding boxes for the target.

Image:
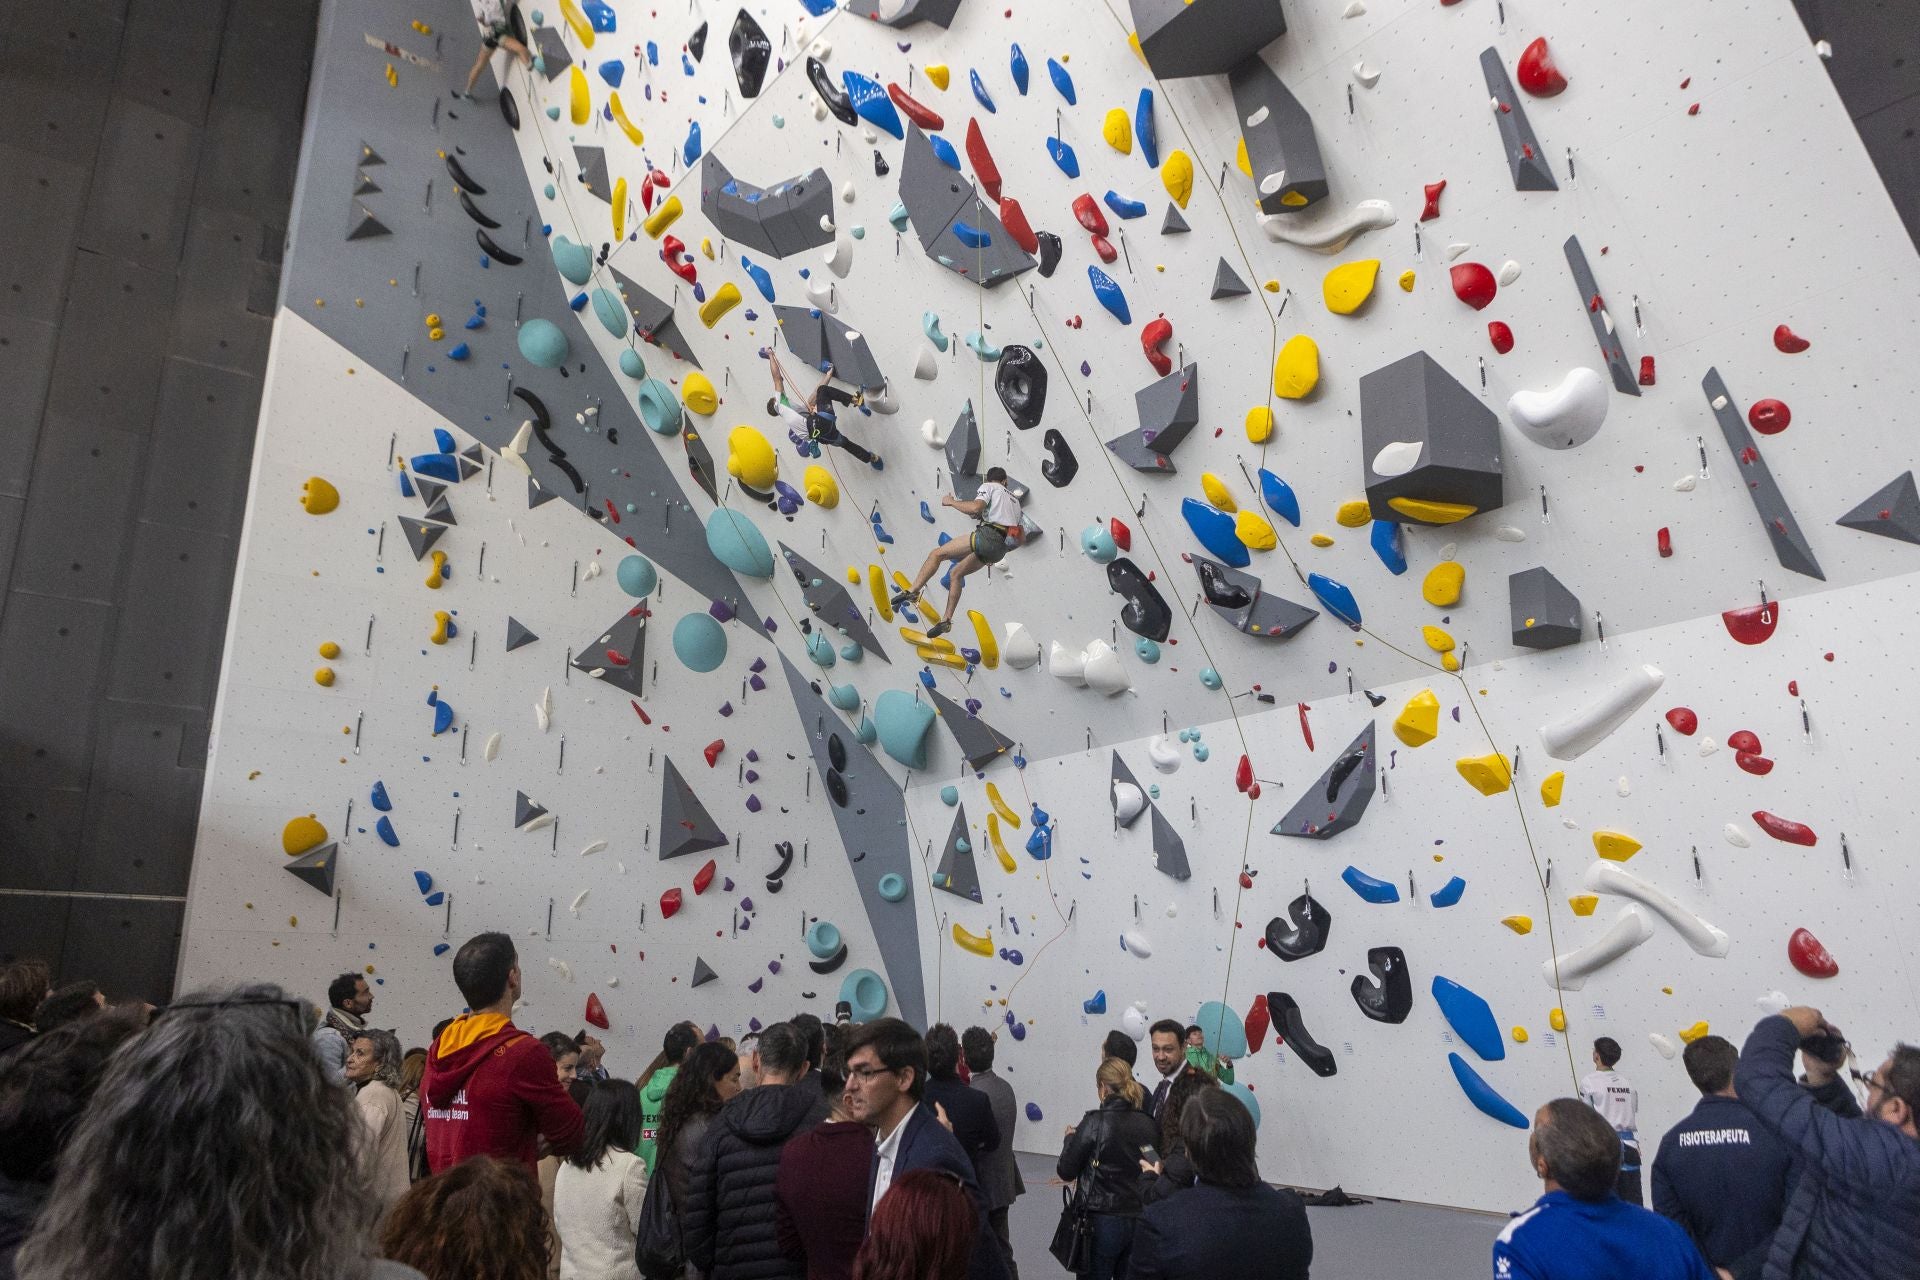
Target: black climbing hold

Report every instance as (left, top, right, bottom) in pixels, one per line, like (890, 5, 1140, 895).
(1363, 690, 1387, 707)
(515, 387, 584, 492)
(1351, 946, 1412, 1024)
(1036, 231, 1063, 277)
(458, 189, 500, 229)
(808, 58, 858, 125)
(475, 228, 523, 265)
(766, 840, 794, 889)
(1106, 557, 1171, 642)
(873, 149, 890, 177)
(499, 86, 520, 130)
(688, 19, 708, 61)
(828, 733, 848, 772)
(1198, 559, 1251, 610)
(1264, 894, 1331, 961)
(808, 942, 850, 975)
(1040, 428, 1078, 488)
(445, 153, 486, 194)
(1267, 992, 1338, 1077)
(994, 345, 1048, 429)
(729, 9, 772, 98)
(826, 767, 849, 808)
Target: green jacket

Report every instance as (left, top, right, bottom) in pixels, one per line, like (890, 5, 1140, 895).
(637, 1064, 679, 1173)
(1184, 1045, 1234, 1084)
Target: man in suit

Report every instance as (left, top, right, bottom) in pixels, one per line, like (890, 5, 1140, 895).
(1144, 1019, 1186, 1120)
(964, 1026, 1025, 1280)
(924, 1025, 999, 1174)
(843, 1018, 1009, 1280)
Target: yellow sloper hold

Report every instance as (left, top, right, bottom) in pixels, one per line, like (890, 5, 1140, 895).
(1398, 269, 1416, 291)
(430, 610, 452, 645)
(569, 64, 591, 125)
(1550, 1008, 1567, 1032)
(845, 565, 861, 585)
(1335, 499, 1371, 528)
(1540, 770, 1565, 807)
(1235, 509, 1277, 551)
(318, 641, 342, 659)
(868, 565, 894, 622)
(924, 64, 950, 90)
(1393, 688, 1440, 748)
(1512, 1027, 1530, 1043)
(1502, 915, 1533, 935)
(952, 923, 994, 956)
(1128, 30, 1145, 64)
(1200, 472, 1237, 512)
(301, 476, 340, 514)
(1388, 496, 1478, 524)
(1245, 406, 1274, 443)
(700, 238, 715, 260)
(1456, 752, 1514, 796)
(1422, 560, 1465, 606)
(425, 549, 448, 589)
(1102, 107, 1133, 154)
(681, 371, 718, 415)
(1442, 652, 1460, 672)
(969, 611, 999, 669)
(892, 570, 938, 624)
(987, 812, 1016, 873)
(1308, 533, 1334, 548)
(1235, 137, 1252, 178)
(642, 195, 683, 238)
(699, 282, 742, 328)
(608, 92, 643, 144)
(1322, 259, 1380, 315)
(1421, 625, 1455, 653)
(918, 649, 969, 669)
(1272, 334, 1320, 399)
(900, 627, 956, 653)
(986, 781, 1021, 829)
(726, 426, 777, 489)
(1569, 894, 1599, 917)
(1679, 1021, 1711, 1044)
(1161, 150, 1193, 209)
(1593, 830, 1643, 862)
(611, 177, 627, 240)
(283, 815, 328, 856)
(314, 667, 336, 687)
(804, 464, 839, 508)
(559, 0, 595, 45)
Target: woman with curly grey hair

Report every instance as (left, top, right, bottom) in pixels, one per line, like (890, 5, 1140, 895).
(14, 983, 424, 1280)
(348, 1028, 413, 1219)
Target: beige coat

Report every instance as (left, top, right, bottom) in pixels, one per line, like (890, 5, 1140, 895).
(355, 1081, 411, 1218)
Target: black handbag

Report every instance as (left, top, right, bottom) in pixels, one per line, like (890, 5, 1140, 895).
(1049, 1113, 1104, 1273)
(634, 1167, 684, 1280)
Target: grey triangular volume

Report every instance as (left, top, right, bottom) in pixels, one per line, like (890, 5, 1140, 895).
(414, 478, 446, 508)
(1837, 471, 1920, 546)
(927, 689, 1015, 770)
(359, 142, 385, 166)
(691, 957, 719, 988)
(399, 516, 446, 561)
(354, 170, 382, 195)
(285, 843, 339, 895)
(421, 493, 456, 525)
(461, 443, 485, 464)
(1161, 203, 1190, 234)
(505, 617, 540, 651)
(571, 610, 646, 696)
(1148, 805, 1191, 881)
(661, 759, 729, 860)
(780, 543, 890, 664)
(514, 790, 549, 829)
(1272, 721, 1377, 839)
(347, 203, 391, 241)
(1110, 752, 1148, 829)
(527, 476, 558, 508)
(932, 805, 983, 903)
(1210, 257, 1250, 299)
(1701, 368, 1824, 581)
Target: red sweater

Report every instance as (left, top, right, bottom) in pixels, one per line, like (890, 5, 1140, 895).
(423, 1018, 583, 1172)
(775, 1120, 873, 1280)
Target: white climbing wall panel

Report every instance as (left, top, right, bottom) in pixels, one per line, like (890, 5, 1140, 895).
(180, 0, 1920, 1212)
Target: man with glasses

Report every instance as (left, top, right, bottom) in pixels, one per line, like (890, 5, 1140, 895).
(1735, 1006, 1920, 1278)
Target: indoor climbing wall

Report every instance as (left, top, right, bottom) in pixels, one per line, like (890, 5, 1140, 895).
(179, 0, 1920, 1210)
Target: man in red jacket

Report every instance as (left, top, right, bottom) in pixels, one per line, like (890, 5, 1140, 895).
(423, 931, 583, 1172)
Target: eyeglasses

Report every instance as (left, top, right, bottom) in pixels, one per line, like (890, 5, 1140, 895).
(846, 1064, 900, 1082)
(1849, 1068, 1886, 1094)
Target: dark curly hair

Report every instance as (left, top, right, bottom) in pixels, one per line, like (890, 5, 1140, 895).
(1159, 1065, 1219, 1152)
(655, 1041, 737, 1170)
(380, 1156, 549, 1280)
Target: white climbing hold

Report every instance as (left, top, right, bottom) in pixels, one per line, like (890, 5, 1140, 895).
(1698, 736, 1721, 757)
(1584, 860, 1730, 958)
(1649, 1033, 1678, 1060)
(607, 975, 620, 988)
(1710, 394, 1729, 410)
(839, 179, 857, 202)
(1616, 776, 1631, 797)
(1081, 640, 1130, 696)
(569, 888, 591, 913)
(1446, 242, 1472, 261)
(921, 416, 949, 448)
(1001, 622, 1041, 669)
(1494, 525, 1527, 542)
(1122, 1004, 1149, 1039)
(1496, 259, 1522, 285)
(1543, 907, 1652, 990)
(579, 839, 608, 857)
(1372, 439, 1423, 477)
(1538, 664, 1665, 761)
(1048, 640, 1088, 686)
(1112, 781, 1146, 826)
(500, 421, 534, 472)
(865, 382, 898, 415)
(913, 346, 939, 380)
(1258, 171, 1287, 195)
(1245, 105, 1270, 128)
(806, 279, 835, 310)
(1259, 198, 1394, 253)
(483, 731, 502, 761)
(1342, 0, 1366, 13)
(1723, 822, 1750, 847)
(1509, 367, 1609, 450)
(521, 810, 556, 833)
(582, 561, 602, 581)
(1351, 60, 1381, 88)
(1814, 38, 1833, 58)
(547, 957, 573, 981)
(535, 687, 553, 733)
(1673, 474, 1697, 492)
(1755, 989, 1790, 1015)
(1147, 735, 1182, 773)
(823, 232, 853, 278)
(1121, 929, 1154, 958)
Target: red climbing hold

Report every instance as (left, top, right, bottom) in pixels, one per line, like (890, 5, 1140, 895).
(660, 886, 684, 919)
(630, 700, 652, 724)
(703, 738, 725, 766)
(1772, 324, 1810, 354)
(965, 119, 1003, 202)
(1665, 707, 1698, 735)
(1727, 729, 1762, 754)
(1141, 316, 1173, 376)
(1657, 527, 1673, 558)
(1752, 810, 1818, 846)
(998, 196, 1038, 253)
(1487, 320, 1514, 354)
(1090, 233, 1117, 264)
(1109, 517, 1132, 551)
(1072, 193, 1109, 237)
(660, 236, 698, 283)
(1788, 680, 1799, 696)
(1449, 262, 1497, 311)
(1297, 703, 1315, 751)
(585, 992, 610, 1029)
(1638, 356, 1656, 385)
(1235, 753, 1254, 794)
(1748, 399, 1791, 435)
(1787, 927, 1839, 978)
(1238, 870, 1254, 889)
(1687, 102, 1701, 116)
(1735, 751, 1775, 776)
(1721, 602, 1778, 645)
(1244, 994, 1271, 1057)
(886, 82, 945, 131)
(1420, 180, 1446, 221)
(1516, 37, 1569, 97)
(693, 858, 717, 895)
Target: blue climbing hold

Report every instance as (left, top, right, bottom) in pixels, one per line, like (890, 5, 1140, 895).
(1088, 265, 1132, 324)
(433, 428, 456, 453)
(1182, 498, 1250, 567)
(411, 453, 460, 483)
(447, 342, 470, 361)
(953, 221, 992, 249)
(568, 291, 590, 312)
(434, 942, 451, 956)
(580, 0, 615, 31)
(370, 780, 392, 812)
(1449, 1053, 1530, 1128)
(1103, 190, 1147, 220)
(1024, 824, 1053, 860)
(1259, 469, 1300, 526)
(1308, 572, 1363, 629)
(1046, 137, 1080, 178)
(597, 58, 624, 88)
(1046, 57, 1075, 104)
(1009, 44, 1029, 94)
(1083, 990, 1107, 1015)
(928, 132, 962, 170)
(375, 816, 400, 847)
(428, 694, 453, 736)
(797, 0, 833, 12)
(1432, 976, 1505, 1062)
(1370, 520, 1407, 575)
(398, 471, 415, 498)
(1134, 88, 1158, 167)
(842, 70, 904, 139)
(413, 870, 432, 895)
(740, 256, 775, 302)
(683, 120, 703, 165)
(1341, 865, 1400, 904)
(1025, 1101, 1043, 1122)
(969, 68, 996, 113)
(1429, 875, 1467, 908)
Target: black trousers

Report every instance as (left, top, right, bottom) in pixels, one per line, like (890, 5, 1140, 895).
(808, 387, 875, 464)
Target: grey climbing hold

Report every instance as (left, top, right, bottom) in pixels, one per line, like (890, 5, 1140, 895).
(1271, 721, 1376, 840)
(1191, 555, 1318, 639)
(946, 400, 983, 497)
(661, 759, 729, 859)
(1359, 351, 1504, 524)
(399, 516, 447, 561)
(927, 688, 1015, 770)
(526, 476, 558, 509)
(897, 124, 1035, 287)
(1836, 471, 1920, 546)
(514, 791, 549, 830)
(1210, 257, 1250, 299)
(421, 492, 456, 525)
(573, 145, 612, 203)
(773, 304, 887, 390)
(1160, 203, 1190, 234)
(1130, 0, 1287, 80)
(691, 956, 719, 988)
(1228, 54, 1328, 214)
(1562, 236, 1639, 396)
(284, 843, 339, 895)
(781, 543, 889, 663)
(1106, 362, 1199, 473)
(1702, 368, 1825, 581)
(933, 805, 983, 902)
(1508, 567, 1582, 650)
(1479, 47, 1557, 192)
(571, 610, 648, 696)
(505, 617, 540, 652)
(347, 203, 390, 240)
(1148, 804, 1192, 881)
(353, 170, 381, 196)
(700, 153, 836, 258)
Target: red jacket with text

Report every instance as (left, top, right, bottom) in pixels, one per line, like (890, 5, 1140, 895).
(423, 1013, 583, 1172)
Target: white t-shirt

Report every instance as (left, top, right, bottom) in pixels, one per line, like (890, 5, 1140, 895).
(1580, 1069, 1638, 1133)
(975, 482, 1021, 529)
(471, 0, 507, 29)
(554, 1149, 648, 1280)
(871, 1111, 910, 1213)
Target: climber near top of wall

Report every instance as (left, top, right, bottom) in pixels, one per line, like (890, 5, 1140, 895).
(891, 470, 1024, 640)
(768, 359, 884, 472)
(461, 0, 532, 100)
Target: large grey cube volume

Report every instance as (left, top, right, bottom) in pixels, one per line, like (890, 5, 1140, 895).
(1359, 351, 1504, 525)
(1508, 567, 1582, 650)
(1130, 0, 1287, 80)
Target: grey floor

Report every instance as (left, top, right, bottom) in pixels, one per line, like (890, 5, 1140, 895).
(1006, 1152, 1501, 1280)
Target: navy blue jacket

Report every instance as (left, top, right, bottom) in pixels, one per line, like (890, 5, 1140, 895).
(1128, 1181, 1311, 1280)
(923, 1075, 1000, 1175)
(1492, 1190, 1714, 1280)
(867, 1103, 1009, 1280)
(1652, 1093, 1793, 1279)
(1737, 1015, 1920, 1279)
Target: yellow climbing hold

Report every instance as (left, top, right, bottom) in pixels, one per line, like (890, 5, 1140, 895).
(803, 464, 839, 508)
(726, 426, 777, 489)
(924, 64, 950, 90)
(891, 570, 937, 623)
(985, 782, 1021, 829)
(1512, 1026, 1531, 1044)
(1235, 509, 1277, 551)
(681, 371, 718, 415)
(1161, 150, 1193, 209)
(1540, 771, 1565, 807)
(1308, 532, 1334, 548)
(568, 64, 591, 125)
(917, 648, 969, 670)
(1128, 30, 1145, 63)
(1422, 561, 1465, 606)
(1272, 334, 1320, 399)
(867, 565, 894, 622)
(1235, 137, 1252, 178)
(608, 91, 644, 144)
(845, 566, 861, 585)
(1102, 107, 1132, 154)
(1244, 406, 1274, 443)
(558, 0, 595, 46)
(1593, 831, 1643, 862)
(700, 238, 715, 260)
(1398, 269, 1416, 291)
(302, 476, 340, 514)
(987, 811, 1016, 872)
(952, 922, 994, 956)
(318, 641, 341, 659)
(1322, 259, 1380, 315)
(611, 177, 627, 240)
(1335, 500, 1372, 528)
(283, 815, 328, 856)
(1569, 894, 1599, 917)
(1501, 915, 1534, 935)
(314, 667, 336, 687)
(1679, 1021, 1711, 1044)
(1442, 652, 1460, 672)
(642, 195, 683, 238)
(1200, 472, 1237, 512)
(430, 611, 452, 645)
(900, 627, 956, 653)
(968, 611, 999, 669)
(1393, 689, 1440, 748)
(1456, 752, 1514, 796)
(425, 549, 448, 589)
(698, 281, 742, 328)
(1421, 625, 1455, 653)
(1550, 1008, 1567, 1032)
(1387, 496, 1479, 524)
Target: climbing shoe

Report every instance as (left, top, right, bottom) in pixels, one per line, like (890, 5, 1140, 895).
(870, 455, 885, 472)
(888, 587, 920, 611)
(926, 620, 952, 640)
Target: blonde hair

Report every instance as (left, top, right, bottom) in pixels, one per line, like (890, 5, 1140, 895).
(1097, 1056, 1144, 1109)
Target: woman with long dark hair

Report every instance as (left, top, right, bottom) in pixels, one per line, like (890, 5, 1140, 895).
(554, 1080, 648, 1280)
(346, 1029, 412, 1220)
(654, 1042, 739, 1275)
(851, 1170, 973, 1280)
(1139, 1068, 1217, 1204)
(381, 1155, 550, 1280)
(1056, 1056, 1161, 1280)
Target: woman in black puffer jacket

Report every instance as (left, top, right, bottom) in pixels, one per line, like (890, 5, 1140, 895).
(1057, 1057, 1161, 1280)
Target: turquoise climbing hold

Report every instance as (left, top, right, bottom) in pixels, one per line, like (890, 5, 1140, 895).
(841, 968, 890, 1020)
(889, 202, 910, 233)
(1221, 1079, 1262, 1129)
(1194, 1000, 1250, 1058)
(617, 554, 658, 598)
(1448, 1053, 1530, 1129)
(806, 631, 837, 668)
(1182, 498, 1249, 567)
(838, 641, 863, 663)
(1193, 744, 1210, 761)
(1342, 865, 1401, 903)
(806, 920, 842, 959)
(1079, 524, 1118, 562)
(1135, 638, 1161, 663)
(636, 378, 683, 435)
(619, 348, 647, 379)
(517, 318, 569, 369)
(855, 714, 878, 745)
(828, 682, 861, 711)
(671, 612, 728, 672)
(1432, 976, 1505, 1062)
(965, 331, 1002, 360)
(1199, 667, 1222, 689)
(704, 509, 775, 578)
(873, 689, 936, 769)
(876, 873, 907, 902)
(940, 785, 959, 806)
(550, 235, 593, 285)
(1259, 469, 1300, 526)
(590, 288, 628, 338)
(922, 312, 950, 352)
(544, 182, 557, 199)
